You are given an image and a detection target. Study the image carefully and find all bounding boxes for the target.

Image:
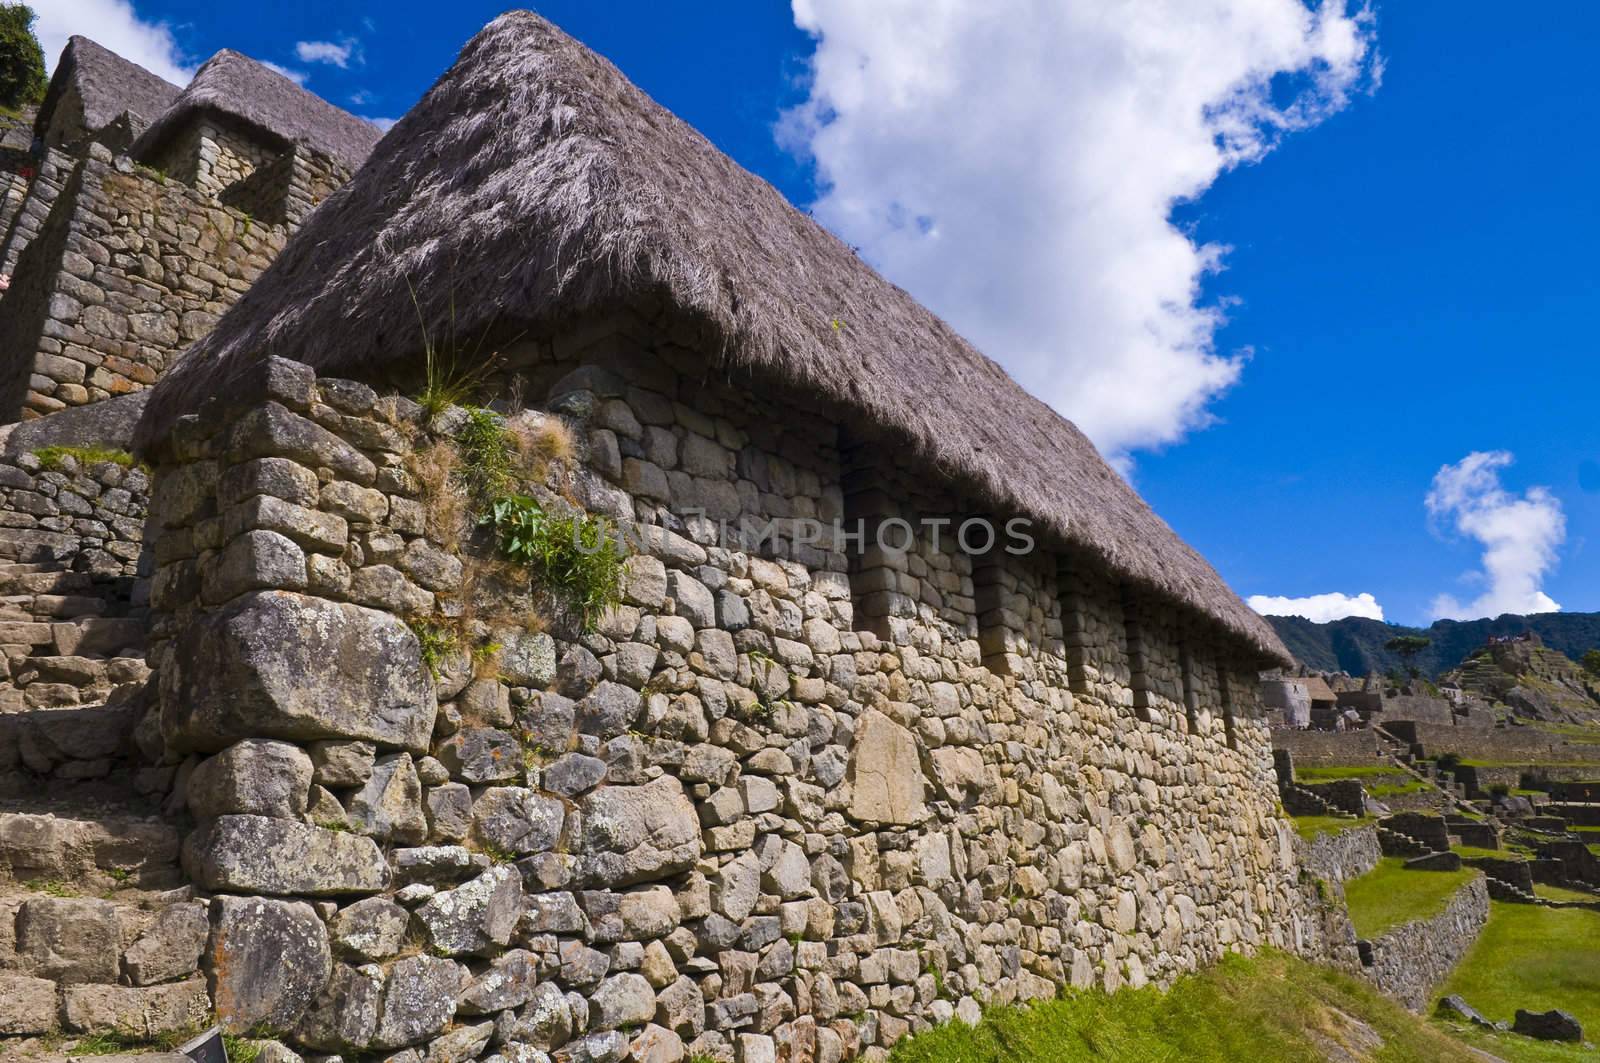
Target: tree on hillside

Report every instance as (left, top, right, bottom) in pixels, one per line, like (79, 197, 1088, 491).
(1584, 648, 1600, 678)
(1385, 634, 1431, 678)
(0, 3, 46, 111)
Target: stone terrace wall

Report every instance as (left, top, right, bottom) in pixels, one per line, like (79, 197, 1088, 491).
(1359, 874, 1488, 1012)
(1385, 722, 1599, 764)
(155, 119, 282, 200)
(1272, 728, 1384, 767)
(0, 448, 150, 711)
(0, 147, 74, 277)
(1298, 824, 1381, 885)
(0, 145, 285, 421)
(127, 343, 1342, 1063)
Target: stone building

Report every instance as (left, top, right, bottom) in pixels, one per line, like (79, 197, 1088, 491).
(0, 37, 381, 423)
(0, 13, 1354, 1062)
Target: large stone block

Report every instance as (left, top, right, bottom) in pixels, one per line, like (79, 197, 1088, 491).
(346, 753, 427, 845)
(207, 896, 331, 1032)
(201, 529, 307, 604)
(186, 739, 314, 820)
(846, 709, 927, 825)
(371, 955, 467, 1050)
(15, 896, 121, 983)
(183, 815, 389, 895)
(293, 962, 382, 1051)
(226, 401, 375, 484)
(123, 902, 209, 986)
(60, 978, 213, 1039)
(472, 786, 565, 855)
(162, 591, 437, 753)
(413, 866, 523, 956)
(0, 973, 58, 1034)
(574, 777, 701, 886)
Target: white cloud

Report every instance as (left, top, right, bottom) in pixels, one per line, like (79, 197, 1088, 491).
(1427, 451, 1566, 620)
(349, 89, 376, 107)
(295, 39, 356, 68)
(363, 117, 399, 133)
(782, 0, 1377, 463)
(1248, 591, 1384, 622)
(35, 0, 193, 85)
(260, 60, 308, 87)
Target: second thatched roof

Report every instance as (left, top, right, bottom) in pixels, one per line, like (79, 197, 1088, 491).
(36, 36, 181, 143)
(137, 11, 1289, 666)
(132, 49, 382, 172)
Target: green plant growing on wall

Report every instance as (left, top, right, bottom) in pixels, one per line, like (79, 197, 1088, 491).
(31, 445, 137, 472)
(406, 618, 459, 678)
(455, 405, 517, 496)
(406, 279, 503, 419)
(479, 494, 625, 628)
(0, 3, 46, 110)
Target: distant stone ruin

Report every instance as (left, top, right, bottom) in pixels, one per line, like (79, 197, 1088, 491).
(0, 36, 379, 423)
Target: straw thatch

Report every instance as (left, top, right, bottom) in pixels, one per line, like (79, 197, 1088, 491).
(132, 50, 381, 172)
(35, 36, 180, 142)
(137, 11, 1289, 666)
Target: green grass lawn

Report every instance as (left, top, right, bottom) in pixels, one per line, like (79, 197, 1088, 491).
(1369, 780, 1432, 798)
(887, 950, 1477, 1063)
(1453, 844, 1514, 861)
(1435, 902, 1600, 1063)
(1290, 814, 1372, 843)
(1294, 764, 1405, 782)
(1342, 858, 1479, 939)
(1532, 882, 1599, 904)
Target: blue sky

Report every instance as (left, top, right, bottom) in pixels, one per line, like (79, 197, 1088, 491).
(36, 2, 1600, 627)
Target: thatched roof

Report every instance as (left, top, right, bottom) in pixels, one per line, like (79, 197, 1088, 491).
(137, 11, 1290, 667)
(132, 50, 381, 172)
(36, 36, 180, 143)
(1301, 676, 1338, 704)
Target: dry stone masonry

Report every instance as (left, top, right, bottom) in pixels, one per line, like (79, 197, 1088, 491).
(0, 37, 376, 424)
(103, 345, 1344, 1062)
(0, 15, 1416, 1063)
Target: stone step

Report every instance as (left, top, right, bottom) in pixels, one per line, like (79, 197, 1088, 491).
(0, 701, 148, 780)
(1, 657, 149, 712)
(0, 884, 209, 1044)
(0, 562, 55, 577)
(0, 802, 182, 891)
(0, 569, 94, 596)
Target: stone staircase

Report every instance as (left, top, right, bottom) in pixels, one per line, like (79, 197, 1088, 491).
(1483, 875, 1541, 905)
(1375, 824, 1434, 858)
(0, 558, 149, 712)
(0, 539, 205, 1049)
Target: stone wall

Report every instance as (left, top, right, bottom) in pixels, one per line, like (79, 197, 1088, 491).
(0, 447, 150, 711)
(154, 118, 282, 200)
(1358, 875, 1488, 1012)
(1298, 824, 1380, 885)
(1271, 728, 1383, 766)
(1385, 722, 1599, 764)
(117, 340, 1343, 1063)
(0, 145, 285, 421)
(217, 145, 351, 228)
(0, 147, 74, 276)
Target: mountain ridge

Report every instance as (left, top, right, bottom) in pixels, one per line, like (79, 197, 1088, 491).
(1265, 610, 1600, 676)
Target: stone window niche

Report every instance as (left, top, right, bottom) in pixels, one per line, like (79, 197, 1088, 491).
(1219, 662, 1240, 750)
(1180, 640, 1201, 734)
(1122, 585, 1159, 724)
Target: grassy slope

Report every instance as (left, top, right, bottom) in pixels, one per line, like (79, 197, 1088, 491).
(1295, 765, 1407, 782)
(886, 950, 1477, 1063)
(1436, 902, 1600, 1063)
(1291, 814, 1374, 843)
(1342, 858, 1478, 940)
